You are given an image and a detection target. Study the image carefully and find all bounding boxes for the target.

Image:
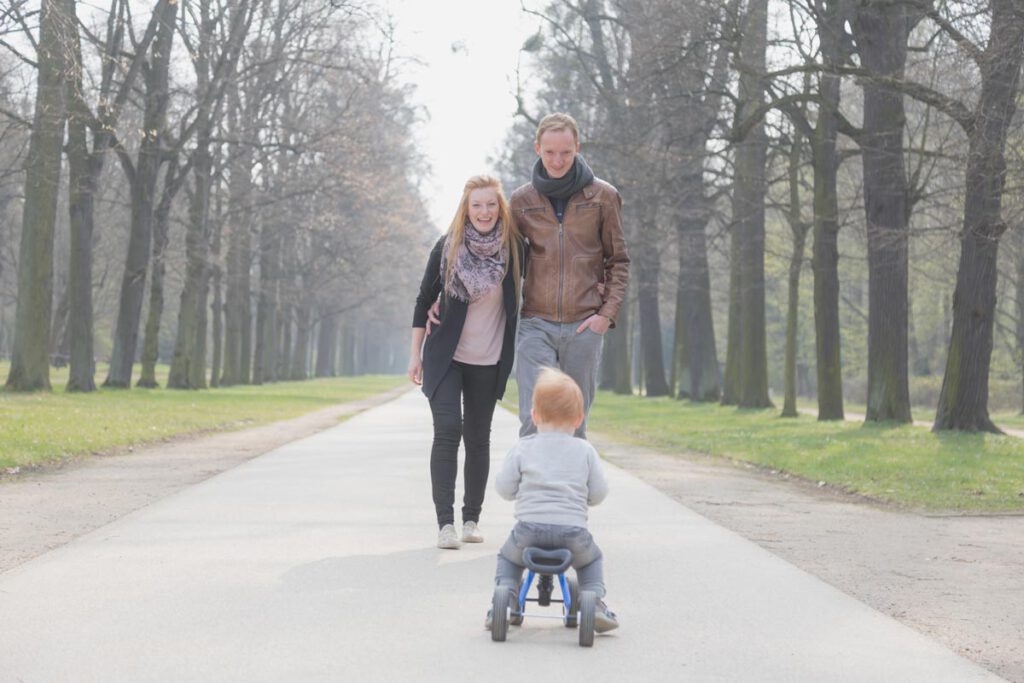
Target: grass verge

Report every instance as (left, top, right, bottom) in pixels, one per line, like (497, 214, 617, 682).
(797, 396, 1024, 433)
(0, 362, 406, 470)
(503, 383, 1024, 512)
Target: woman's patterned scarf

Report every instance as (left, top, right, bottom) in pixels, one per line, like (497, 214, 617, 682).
(440, 220, 507, 303)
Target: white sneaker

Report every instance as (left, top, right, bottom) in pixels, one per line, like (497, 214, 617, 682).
(437, 524, 461, 549)
(461, 521, 484, 543)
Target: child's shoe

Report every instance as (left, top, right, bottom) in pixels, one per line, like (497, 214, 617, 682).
(437, 524, 460, 549)
(594, 600, 618, 633)
(461, 521, 484, 543)
(484, 591, 523, 629)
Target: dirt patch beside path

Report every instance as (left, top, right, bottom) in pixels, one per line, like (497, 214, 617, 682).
(0, 386, 409, 575)
(591, 432, 1024, 683)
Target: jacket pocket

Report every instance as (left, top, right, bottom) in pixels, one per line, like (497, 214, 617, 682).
(524, 252, 557, 316)
(571, 254, 604, 314)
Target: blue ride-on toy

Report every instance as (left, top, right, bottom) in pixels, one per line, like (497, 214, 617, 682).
(490, 547, 598, 647)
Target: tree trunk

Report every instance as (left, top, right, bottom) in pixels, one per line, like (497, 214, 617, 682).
(252, 222, 278, 384)
(782, 226, 808, 417)
(727, 0, 771, 408)
(782, 127, 809, 418)
(811, 74, 845, 419)
(221, 92, 255, 386)
(210, 273, 223, 388)
(253, 145, 289, 385)
(49, 277, 69, 363)
(64, 7, 97, 393)
(1016, 231, 1024, 414)
(673, 206, 719, 402)
(137, 172, 174, 387)
(209, 215, 224, 389)
(5, 0, 72, 392)
(599, 288, 632, 393)
(338, 322, 353, 376)
(168, 144, 213, 390)
(853, 5, 918, 423)
(908, 296, 926, 376)
(291, 299, 312, 380)
(721, 228, 741, 405)
(277, 305, 293, 381)
(315, 312, 338, 377)
(634, 199, 669, 396)
(934, 0, 1024, 432)
(104, 3, 175, 388)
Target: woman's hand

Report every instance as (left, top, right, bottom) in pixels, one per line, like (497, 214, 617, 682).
(425, 299, 441, 336)
(408, 355, 423, 385)
(408, 326, 426, 384)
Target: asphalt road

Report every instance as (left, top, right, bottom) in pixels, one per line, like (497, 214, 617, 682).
(0, 390, 1002, 682)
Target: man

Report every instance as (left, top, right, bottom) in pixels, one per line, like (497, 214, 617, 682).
(430, 112, 629, 438)
(511, 113, 629, 437)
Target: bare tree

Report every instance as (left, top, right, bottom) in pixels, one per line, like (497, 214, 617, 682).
(781, 117, 811, 417)
(722, 0, 771, 408)
(102, 0, 177, 388)
(851, 1, 927, 423)
(5, 0, 74, 391)
(167, 0, 253, 389)
(931, 0, 1024, 432)
(807, 0, 854, 419)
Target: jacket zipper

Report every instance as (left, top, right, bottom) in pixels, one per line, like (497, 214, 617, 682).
(557, 218, 564, 322)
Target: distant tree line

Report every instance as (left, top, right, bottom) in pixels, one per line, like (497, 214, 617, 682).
(0, 0, 430, 392)
(500, 0, 1024, 433)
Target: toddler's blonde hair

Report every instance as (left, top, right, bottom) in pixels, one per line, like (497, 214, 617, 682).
(531, 367, 584, 429)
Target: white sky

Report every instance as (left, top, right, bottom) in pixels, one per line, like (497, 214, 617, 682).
(381, 0, 542, 232)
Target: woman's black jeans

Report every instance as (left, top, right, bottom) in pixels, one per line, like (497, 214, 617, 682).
(428, 360, 499, 529)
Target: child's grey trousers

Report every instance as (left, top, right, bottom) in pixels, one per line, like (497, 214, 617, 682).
(494, 521, 606, 597)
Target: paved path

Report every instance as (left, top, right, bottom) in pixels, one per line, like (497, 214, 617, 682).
(0, 390, 1002, 681)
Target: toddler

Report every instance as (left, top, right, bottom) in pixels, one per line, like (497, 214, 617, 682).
(486, 367, 618, 633)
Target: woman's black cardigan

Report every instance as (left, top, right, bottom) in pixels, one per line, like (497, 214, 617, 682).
(412, 235, 525, 402)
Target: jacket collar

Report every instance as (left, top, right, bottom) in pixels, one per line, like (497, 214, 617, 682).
(525, 179, 597, 205)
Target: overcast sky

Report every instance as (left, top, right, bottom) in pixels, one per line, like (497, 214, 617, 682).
(382, 0, 541, 232)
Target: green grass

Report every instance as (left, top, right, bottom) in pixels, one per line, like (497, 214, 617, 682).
(504, 383, 1024, 512)
(0, 362, 406, 470)
(796, 396, 1024, 433)
(989, 411, 1024, 431)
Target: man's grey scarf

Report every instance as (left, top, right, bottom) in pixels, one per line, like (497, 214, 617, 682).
(531, 155, 595, 200)
(440, 220, 507, 303)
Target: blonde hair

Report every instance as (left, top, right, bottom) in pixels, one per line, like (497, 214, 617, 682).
(535, 112, 580, 145)
(444, 175, 522, 304)
(531, 367, 584, 429)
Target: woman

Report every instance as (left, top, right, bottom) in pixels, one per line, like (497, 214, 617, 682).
(409, 175, 524, 550)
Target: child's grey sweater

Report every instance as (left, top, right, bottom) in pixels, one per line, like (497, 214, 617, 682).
(494, 431, 609, 527)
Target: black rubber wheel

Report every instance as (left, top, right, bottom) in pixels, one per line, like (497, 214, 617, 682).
(491, 586, 510, 642)
(564, 576, 579, 628)
(579, 590, 596, 647)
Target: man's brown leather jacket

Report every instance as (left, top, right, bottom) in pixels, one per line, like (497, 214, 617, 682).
(510, 178, 630, 325)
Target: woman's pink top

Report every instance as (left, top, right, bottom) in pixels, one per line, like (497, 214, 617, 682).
(453, 284, 505, 365)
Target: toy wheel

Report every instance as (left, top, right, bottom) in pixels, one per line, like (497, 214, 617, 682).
(564, 576, 579, 628)
(491, 586, 510, 642)
(579, 590, 596, 647)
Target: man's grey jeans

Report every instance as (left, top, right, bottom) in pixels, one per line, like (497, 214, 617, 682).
(494, 521, 606, 597)
(516, 316, 604, 438)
